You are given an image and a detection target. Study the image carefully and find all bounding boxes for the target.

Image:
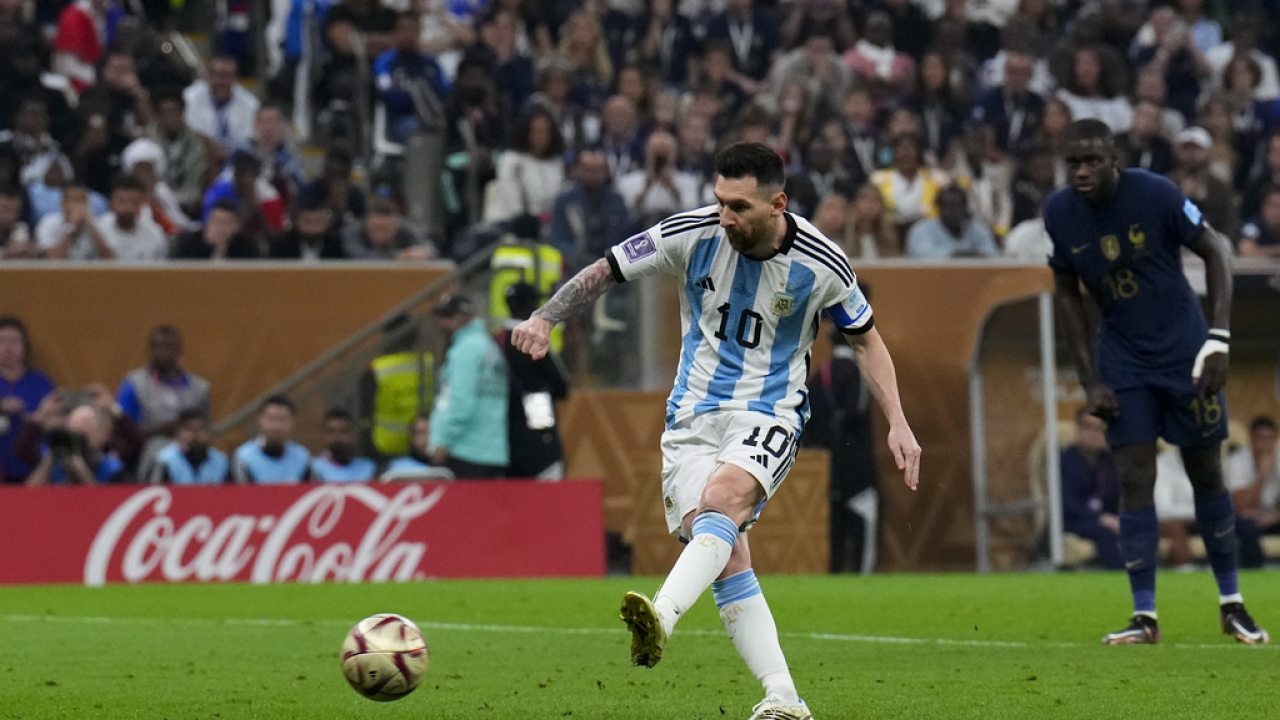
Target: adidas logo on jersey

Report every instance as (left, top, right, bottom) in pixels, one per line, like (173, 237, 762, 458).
(751, 453, 770, 468)
(695, 277, 716, 292)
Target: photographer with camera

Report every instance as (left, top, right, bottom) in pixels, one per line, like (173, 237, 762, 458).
(616, 130, 704, 223)
(25, 403, 125, 486)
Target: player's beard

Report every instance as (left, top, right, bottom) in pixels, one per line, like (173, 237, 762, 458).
(724, 221, 768, 257)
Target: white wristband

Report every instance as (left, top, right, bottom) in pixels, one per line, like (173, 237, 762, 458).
(1192, 338, 1229, 381)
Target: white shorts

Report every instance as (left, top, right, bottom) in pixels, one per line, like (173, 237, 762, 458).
(659, 410, 801, 539)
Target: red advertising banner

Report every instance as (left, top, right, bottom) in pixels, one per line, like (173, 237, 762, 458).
(0, 481, 605, 585)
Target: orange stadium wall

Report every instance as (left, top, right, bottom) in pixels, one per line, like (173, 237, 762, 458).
(3, 265, 1277, 573)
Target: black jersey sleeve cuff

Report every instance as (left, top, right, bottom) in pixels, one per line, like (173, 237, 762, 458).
(839, 316, 875, 336)
(606, 249, 628, 284)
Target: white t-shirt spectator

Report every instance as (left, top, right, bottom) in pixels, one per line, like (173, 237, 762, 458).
(1056, 89, 1134, 134)
(1226, 445, 1280, 512)
(616, 170, 708, 219)
(1205, 44, 1280, 101)
(35, 213, 102, 260)
(98, 213, 168, 261)
(182, 80, 260, 150)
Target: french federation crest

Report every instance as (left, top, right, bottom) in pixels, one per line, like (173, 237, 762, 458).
(772, 292, 796, 316)
(1101, 234, 1120, 261)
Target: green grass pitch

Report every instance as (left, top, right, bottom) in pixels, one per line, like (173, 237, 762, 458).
(2, 572, 1278, 719)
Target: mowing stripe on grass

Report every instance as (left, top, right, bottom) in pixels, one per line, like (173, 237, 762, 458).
(2, 613, 1272, 651)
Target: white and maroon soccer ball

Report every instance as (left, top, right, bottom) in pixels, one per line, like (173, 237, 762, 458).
(340, 613, 430, 702)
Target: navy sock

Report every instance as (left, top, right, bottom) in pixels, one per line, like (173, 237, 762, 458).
(1193, 490, 1240, 598)
(1119, 507, 1159, 614)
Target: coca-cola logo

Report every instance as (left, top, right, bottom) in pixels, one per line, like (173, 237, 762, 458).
(83, 484, 447, 586)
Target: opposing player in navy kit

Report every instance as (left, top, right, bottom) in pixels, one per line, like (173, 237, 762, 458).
(512, 142, 921, 719)
(1045, 119, 1268, 645)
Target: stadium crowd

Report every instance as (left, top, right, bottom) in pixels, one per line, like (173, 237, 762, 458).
(0, 0, 1277, 265)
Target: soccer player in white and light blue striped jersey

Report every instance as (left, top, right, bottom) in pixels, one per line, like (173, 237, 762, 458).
(512, 143, 921, 720)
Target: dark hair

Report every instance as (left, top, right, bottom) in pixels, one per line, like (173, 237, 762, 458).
(368, 198, 398, 216)
(1064, 118, 1116, 146)
(209, 54, 239, 71)
(0, 315, 31, 355)
(261, 394, 295, 414)
(1067, 45, 1121, 98)
(151, 89, 185, 108)
(112, 176, 147, 195)
(1250, 415, 1278, 433)
(149, 324, 180, 342)
(178, 408, 209, 425)
(714, 142, 785, 189)
(1224, 54, 1263, 91)
(295, 189, 330, 214)
(1260, 183, 1280, 205)
(937, 185, 968, 205)
(325, 146, 354, 171)
(510, 108, 566, 158)
(325, 407, 355, 423)
(395, 9, 421, 24)
(208, 199, 240, 216)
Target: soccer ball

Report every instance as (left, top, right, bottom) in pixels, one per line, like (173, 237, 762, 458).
(340, 613, 430, 702)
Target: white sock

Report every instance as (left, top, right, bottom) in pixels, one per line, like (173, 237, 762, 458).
(653, 511, 739, 636)
(1220, 593, 1244, 606)
(715, 570, 800, 705)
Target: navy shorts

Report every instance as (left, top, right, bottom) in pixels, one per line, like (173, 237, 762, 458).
(1105, 373, 1228, 449)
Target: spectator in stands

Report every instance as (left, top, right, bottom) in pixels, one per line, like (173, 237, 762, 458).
(705, 0, 779, 86)
(811, 193, 848, 242)
(0, 186, 37, 259)
(375, 10, 450, 145)
(320, 0, 396, 108)
(1200, 93, 1248, 187)
(1221, 56, 1270, 150)
(1010, 145, 1057, 228)
(838, 88, 881, 182)
(149, 409, 229, 484)
(475, 9, 535, 113)
(380, 415, 442, 480)
(1204, 14, 1280, 102)
(636, 0, 695, 87)
(343, 198, 435, 261)
(183, 55, 260, 152)
(0, 316, 55, 483)
(171, 199, 259, 260)
(270, 190, 347, 260)
(2, 96, 69, 189)
(843, 184, 898, 259)
(1177, 0, 1221, 54)
(946, 123, 1014, 238)
(232, 395, 311, 484)
(1229, 416, 1280, 568)
(75, 52, 153, 195)
(1154, 442, 1198, 568)
(784, 135, 856, 220)
(595, 95, 645, 179)
(53, 0, 109, 94)
(35, 184, 115, 260)
(1117, 99, 1175, 175)
(1128, 5, 1210, 124)
(691, 42, 751, 139)
(311, 408, 378, 481)
(117, 324, 211, 454)
(1061, 408, 1123, 570)
(96, 176, 168, 262)
(428, 294, 508, 479)
(497, 282, 568, 480)
(905, 185, 999, 259)
(1168, 126, 1239, 239)
(548, 149, 629, 273)
(556, 10, 613, 110)
(483, 108, 565, 226)
(1131, 67, 1188, 138)
(616, 130, 703, 222)
(301, 147, 365, 232)
(0, 34, 77, 147)
(245, 105, 305, 212)
(907, 52, 967, 160)
(976, 16, 1055, 98)
(148, 91, 212, 218)
(1238, 185, 1280, 258)
(202, 148, 286, 248)
(1242, 134, 1280, 220)
(844, 11, 914, 102)
(121, 138, 192, 237)
(972, 50, 1044, 155)
(25, 405, 125, 485)
(1056, 45, 1133, 133)
(613, 64, 653, 127)
(676, 112, 715, 186)
(526, 59, 596, 153)
(766, 25, 849, 127)
(871, 133, 946, 236)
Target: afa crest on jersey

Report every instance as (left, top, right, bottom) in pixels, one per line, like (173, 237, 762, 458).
(1101, 234, 1120, 260)
(772, 292, 796, 316)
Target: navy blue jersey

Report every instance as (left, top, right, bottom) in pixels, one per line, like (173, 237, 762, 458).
(1044, 169, 1209, 385)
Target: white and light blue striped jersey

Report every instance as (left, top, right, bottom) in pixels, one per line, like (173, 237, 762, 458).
(606, 205, 873, 431)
